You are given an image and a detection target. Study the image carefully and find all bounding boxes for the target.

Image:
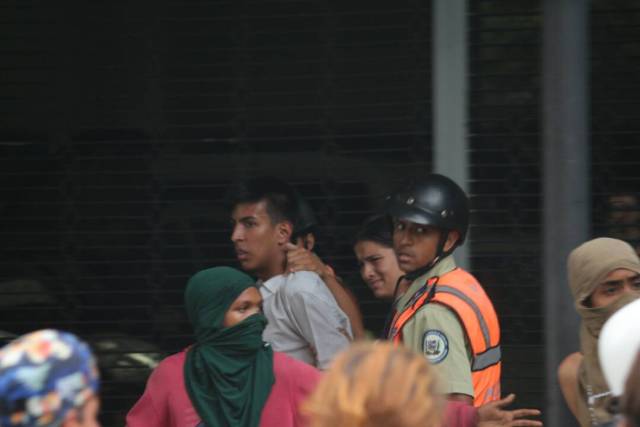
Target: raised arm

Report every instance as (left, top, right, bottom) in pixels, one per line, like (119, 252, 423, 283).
(285, 242, 366, 340)
(557, 351, 582, 420)
(286, 276, 353, 369)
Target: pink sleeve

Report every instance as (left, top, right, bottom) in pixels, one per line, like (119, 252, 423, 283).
(125, 363, 169, 427)
(290, 359, 322, 427)
(258, 353, 322, 427)
(443, 401, 478, 427)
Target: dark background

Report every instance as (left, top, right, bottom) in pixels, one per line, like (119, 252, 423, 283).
(2, 0, 639, 425)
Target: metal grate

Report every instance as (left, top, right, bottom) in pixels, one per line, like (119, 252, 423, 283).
(468, 0, 544, 409)
(591, 0, 640, 253)
(7, 1, 639, 424)
(2, 1, 433, 425)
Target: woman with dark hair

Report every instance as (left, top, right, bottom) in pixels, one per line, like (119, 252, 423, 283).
(353, 215, 408, 301)
(352, 215, 413, 339)
(126, 266, 320, 427)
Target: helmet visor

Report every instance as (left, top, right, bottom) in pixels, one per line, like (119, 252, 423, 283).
(383, 197, 441, 227)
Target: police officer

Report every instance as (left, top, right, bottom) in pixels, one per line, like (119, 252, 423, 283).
(383, 173, 501, 406)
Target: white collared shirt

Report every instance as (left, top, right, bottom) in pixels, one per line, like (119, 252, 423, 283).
(259, 271, 353, 369)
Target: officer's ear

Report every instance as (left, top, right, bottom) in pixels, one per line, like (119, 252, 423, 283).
(443, 230, 461, 252)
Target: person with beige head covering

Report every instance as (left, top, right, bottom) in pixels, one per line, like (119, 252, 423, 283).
(558, 237, 640, 427)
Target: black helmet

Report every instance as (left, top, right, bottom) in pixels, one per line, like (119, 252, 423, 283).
(383, 174, 469, 244)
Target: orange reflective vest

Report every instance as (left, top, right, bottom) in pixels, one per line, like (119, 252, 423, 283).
(389, 268, 501, 406)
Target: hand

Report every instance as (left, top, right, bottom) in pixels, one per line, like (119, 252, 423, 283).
(284, 242, 331, 279)
(477, 394, 542, 427)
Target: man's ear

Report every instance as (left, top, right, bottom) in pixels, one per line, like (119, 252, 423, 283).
(443, 230, 461, 252)
(276, 221, 294, 244)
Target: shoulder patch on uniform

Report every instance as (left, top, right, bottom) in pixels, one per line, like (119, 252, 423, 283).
(422, 330, 449, 364)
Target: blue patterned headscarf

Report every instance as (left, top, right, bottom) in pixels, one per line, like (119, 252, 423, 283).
(0, 329, 100, 427)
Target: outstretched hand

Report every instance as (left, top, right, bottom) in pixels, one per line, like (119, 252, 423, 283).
(477, 394, 542, 427)
(284, 242, 330, 278)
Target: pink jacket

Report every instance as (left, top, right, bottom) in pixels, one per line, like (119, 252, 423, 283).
(126, 350, 321, 427)
(444, 401, 479, 427)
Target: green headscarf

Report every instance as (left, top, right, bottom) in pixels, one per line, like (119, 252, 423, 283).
(183, 267, 275, 427)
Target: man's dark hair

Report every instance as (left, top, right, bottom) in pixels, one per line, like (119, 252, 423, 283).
(228, 176, 299, 225)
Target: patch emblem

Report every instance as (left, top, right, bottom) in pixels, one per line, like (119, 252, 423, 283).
(422, 330, 448, 364)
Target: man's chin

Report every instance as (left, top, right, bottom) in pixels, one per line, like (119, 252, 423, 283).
(398, 262, 415, 273)
(237, 258, 254, 272)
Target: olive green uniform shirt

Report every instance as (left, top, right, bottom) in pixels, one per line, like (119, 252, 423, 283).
(395, 255, 474, 397)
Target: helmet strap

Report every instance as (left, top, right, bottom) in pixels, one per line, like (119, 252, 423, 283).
(403, 230, 452, 282)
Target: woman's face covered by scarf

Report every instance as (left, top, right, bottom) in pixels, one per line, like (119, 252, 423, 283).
(184, 266, 265, 336)
(183, 266, 275, 427)
(569, 237, 640, 314)
(589, 268, 640, 308)
(567, 238, 640, 426)
(568, 237, 640, 339)
(222, 287, 262, 328)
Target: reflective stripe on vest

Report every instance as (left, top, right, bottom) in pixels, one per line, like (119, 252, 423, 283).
(472, 345, 502, 371)
(390, 268, 501, 406)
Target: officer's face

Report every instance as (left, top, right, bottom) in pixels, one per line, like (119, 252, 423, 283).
(392, 219, 442, 273)
(392, 219, 458, 273)
(230, 201, 291, 280)
(354, 240, 404, 299)
(589, 268, 640, 308)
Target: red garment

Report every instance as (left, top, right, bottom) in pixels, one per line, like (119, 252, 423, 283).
(444, 401, 479, 427)
(126, 350, 321, 427)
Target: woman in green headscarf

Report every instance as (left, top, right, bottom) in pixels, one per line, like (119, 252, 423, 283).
(126, 266, 321, 427)
(558, 238, 640, 427)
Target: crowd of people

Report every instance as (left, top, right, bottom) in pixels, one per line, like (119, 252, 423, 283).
(1, 173, 639, 427)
